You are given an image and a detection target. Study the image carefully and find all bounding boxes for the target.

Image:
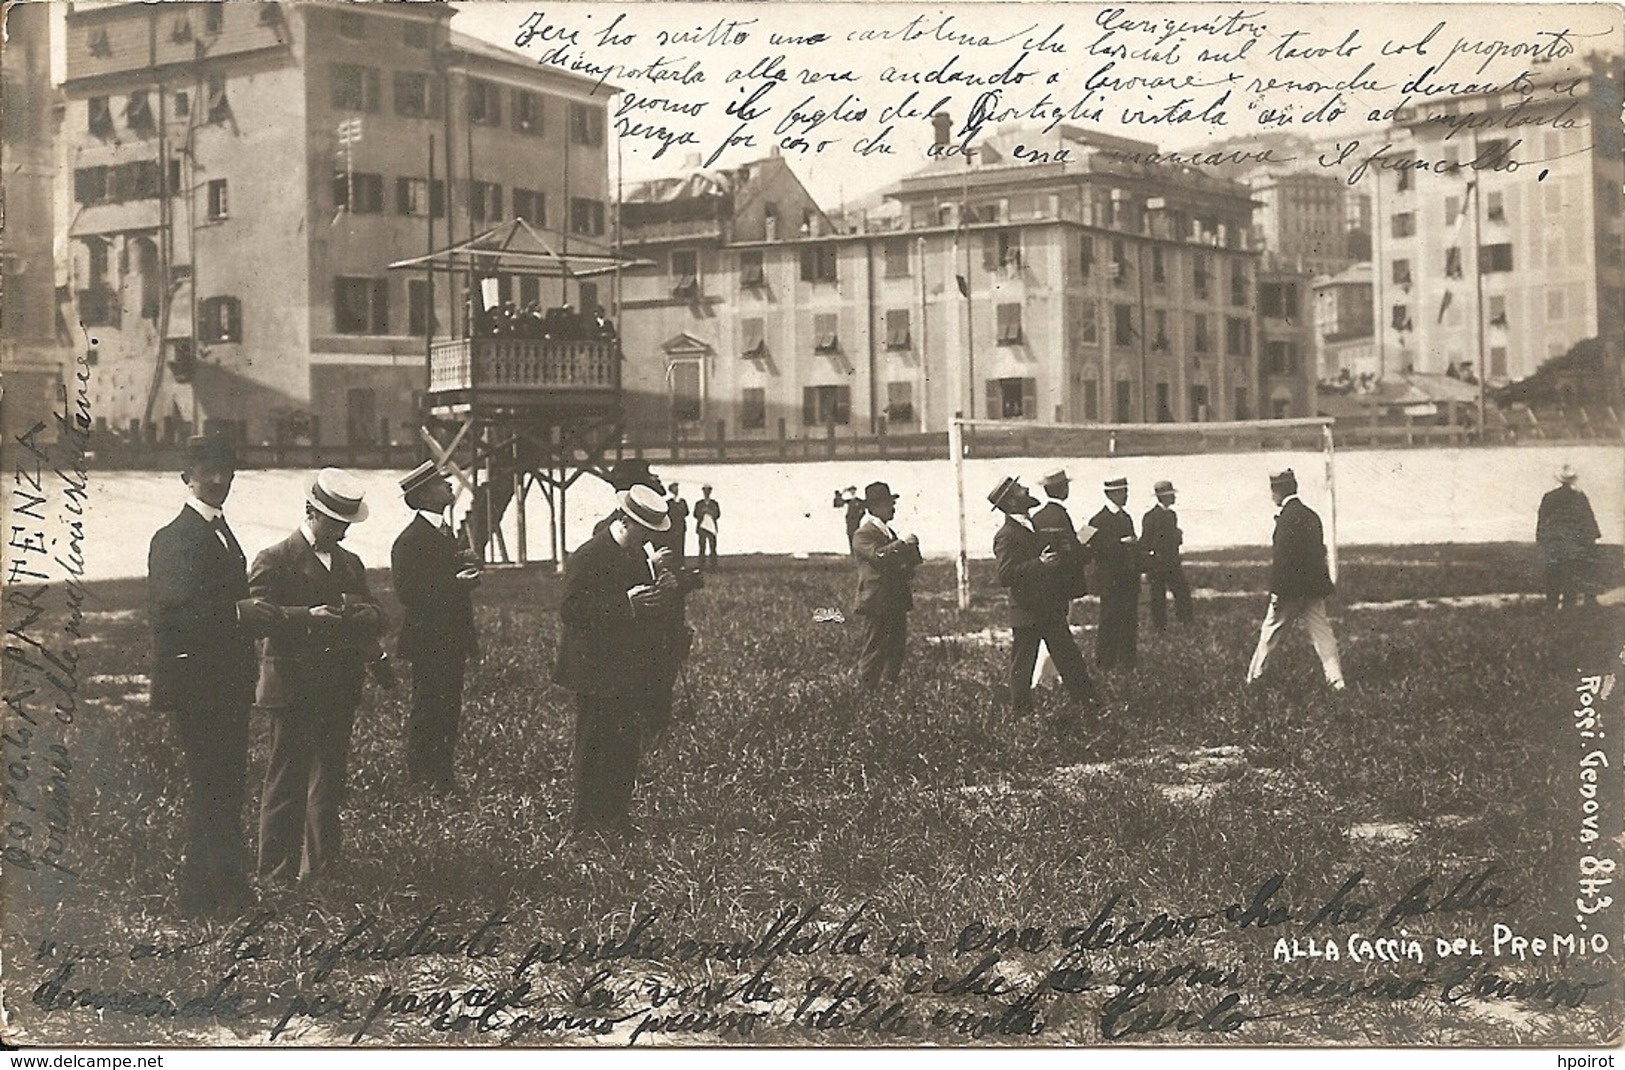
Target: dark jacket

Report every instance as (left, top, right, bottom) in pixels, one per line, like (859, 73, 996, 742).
(1088, 505, 1141, 586)
(837, 497, 866, 542)
(248, 530, 384, 709)
(850, 515, 920, 617)
(994, 516, 1069, 628)
(390, 515, 477, 663)
(1537, 485, 1601, 564)
(694, 497, 721, 525)
(553, 527, 657, 697)
(1141, 503, 1184, 573)
(1032, 499, 1089, 597)
(1270, 497, 1336, 600)
(667, 497, 690, 534)
(147, 505, 257, 710)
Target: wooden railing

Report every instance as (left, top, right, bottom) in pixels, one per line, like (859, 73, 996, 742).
(428, 337, 619, 393)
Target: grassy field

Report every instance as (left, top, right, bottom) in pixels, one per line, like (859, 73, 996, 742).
(5, 544, 1622, 1048)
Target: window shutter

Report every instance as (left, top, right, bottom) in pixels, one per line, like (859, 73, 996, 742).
(835, 386, 851, 425)
(803, 387, 816, 426)
(800, 247, 814, 282)
(1022, 378, 1037, 419)
(981, 232, 997, 271)
(985, 380, 999, 419)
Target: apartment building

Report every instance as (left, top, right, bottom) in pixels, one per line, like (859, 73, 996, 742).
(1249, 169, 1355, 278)
(61, 1, 612, 446)
(1367, 54, 1624, 387)
(617, 127, 1318, 443)
(1313, 262, 1378, 382)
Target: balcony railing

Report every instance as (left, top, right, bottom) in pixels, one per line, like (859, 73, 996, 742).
(428, 337, 620, 394)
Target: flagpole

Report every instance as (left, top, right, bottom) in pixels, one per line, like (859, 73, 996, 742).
(1470, 130, 1487, 437)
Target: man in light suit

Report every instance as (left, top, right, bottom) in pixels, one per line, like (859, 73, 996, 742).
(1246, 468, 1345, 690)
(147, 435, 278, 915)
(850, 481, 922, 691)
(991, 476, 1099, 720)
(391, 461, 480, 794)
(250, 468, 386, 883)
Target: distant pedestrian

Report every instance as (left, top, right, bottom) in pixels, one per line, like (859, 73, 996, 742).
(1246, 468, 1345, 691)
(665, 482, 691, 561)
(850, 481, 921, 690)
(1142, 480, 1194, 631)
(1537, 464, 1602, 610)
(834, 486, 865, 544)
(694, 484, 721, 569)
(1088, 476, 1141, 671)
(990, 476, 1099, 721)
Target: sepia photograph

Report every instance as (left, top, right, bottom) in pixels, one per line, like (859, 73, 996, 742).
(1, 0, 1623, 1054)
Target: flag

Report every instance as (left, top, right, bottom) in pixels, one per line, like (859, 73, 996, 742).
(956, 274, 969, 298)
(1437, 289, 1454, 324)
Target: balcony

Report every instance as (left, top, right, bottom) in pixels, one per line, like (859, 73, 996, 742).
(426, 337, 620, 415)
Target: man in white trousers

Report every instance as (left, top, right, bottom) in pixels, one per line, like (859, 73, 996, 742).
(1246, 468, 1346, 691)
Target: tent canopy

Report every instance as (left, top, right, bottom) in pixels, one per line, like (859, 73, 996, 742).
(388, 218, 651, 278)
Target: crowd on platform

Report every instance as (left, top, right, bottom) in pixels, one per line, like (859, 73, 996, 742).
(477, 302, 617, 342)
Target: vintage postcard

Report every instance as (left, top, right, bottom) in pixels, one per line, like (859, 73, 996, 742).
(2, 0, 1623, 1054)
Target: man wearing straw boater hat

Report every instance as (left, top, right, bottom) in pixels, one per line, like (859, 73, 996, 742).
(1142, 479, 1194, 631)
(1537, 464, 1602, 611)
(249, 468, 386, 883)
(850, 480, 922, 691)
(1088, 475, 1142, 672)
(147, 434, 280, 915)
(391, 460, 481, 794)
(990, 476, 1100, 723)
(554, 484, 675, 836)
(1245, 467, 1345, 691)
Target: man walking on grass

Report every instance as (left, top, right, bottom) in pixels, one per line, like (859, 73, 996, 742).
(1245, 468, 1345, 691)
(850, 481, 922, 691)
(1142, 479, 1194, 631)
(1088, 476, 1141, 671)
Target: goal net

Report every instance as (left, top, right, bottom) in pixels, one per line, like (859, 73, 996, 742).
(949, 416, 1339, 609)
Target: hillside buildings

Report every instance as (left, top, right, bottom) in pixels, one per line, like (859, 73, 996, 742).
(60, 0, 612, 446)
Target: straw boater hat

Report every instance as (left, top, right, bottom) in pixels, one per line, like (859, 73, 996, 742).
(1556, 464, 1579, 484)
(399, 459, 445, 496)
(617, 484, 672, 531)
(1154, 480, 1176, 496)
(307, 468, 369, 523)
(1103, 476, 1129, 492)
(987, 475, 1023, 512)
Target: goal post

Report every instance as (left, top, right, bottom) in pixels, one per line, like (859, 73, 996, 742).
(949, 416, 1339, 610)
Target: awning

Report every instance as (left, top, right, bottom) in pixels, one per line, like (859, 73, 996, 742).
(388, 218, 651, 278)
(68, 201, 161, 237)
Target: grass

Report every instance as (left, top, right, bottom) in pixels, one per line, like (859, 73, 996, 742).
(4, 543, 1621, 1047)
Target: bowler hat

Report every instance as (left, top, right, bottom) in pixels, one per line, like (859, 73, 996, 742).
(184, 434, 236, 470)
(307, 468, 369, 524)
(399, 459, 446, 496)
(987, 475, 1023, 511)
(1103, 476, 1129, 492)
(618, 485, 672, 531)
(863, 481, 900, 508)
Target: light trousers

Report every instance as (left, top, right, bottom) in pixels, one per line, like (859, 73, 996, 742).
(1246, 595, 1344, 687)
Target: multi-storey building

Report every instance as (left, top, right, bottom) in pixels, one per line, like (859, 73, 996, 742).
(1248, 170, 1354, 278)
(1, 3, 71, 441)
(617, 127, 1317, 443)
(1367, 54, 1624, 388)
(1313, 262, 1378, 383)
(61, 1, 612, 446)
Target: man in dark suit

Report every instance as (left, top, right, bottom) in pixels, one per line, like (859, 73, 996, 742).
(850, 481, 922, 690)
(391, 461, 480, 793)
(665, 482, 691, 561)
(991, 476, 1099, 719)
(694, 485, 721, 569)
(1537, 464, 1603, 610)
(555, 485, 675, 835)
(148, 435, 278, 915)
(249, 468, 386, 883)
(1143, 479, 1194, 631)
(1245, 468, 1345, 690)
(834, 486, 865, 544)
(1088, 476, 1141, 671)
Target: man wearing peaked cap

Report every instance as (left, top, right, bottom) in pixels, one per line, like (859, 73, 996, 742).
(1088, 476, 1142, 672)
(694, 483, 722, 570)
(850, 481, 922, 691)
(391, 461, 481, 794)
(1143, 479, 1194, 631)
(249, 468, 386, 883)
(1246, 468, 1345, 691)
(1537, 464, 1601, 611)
(555, 484, 674, 837)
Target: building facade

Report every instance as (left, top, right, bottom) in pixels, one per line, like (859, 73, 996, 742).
(1248, 170, 1354, 278)
(1313, 261, 1378, 384)
(61, 1, 612, 447)
(617, 127, 1317, 443)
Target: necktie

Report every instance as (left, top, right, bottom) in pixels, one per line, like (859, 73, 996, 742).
(210, 515, 232, 549)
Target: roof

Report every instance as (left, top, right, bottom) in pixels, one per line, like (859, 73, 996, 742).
(388, 219, 650, 278)
(445, 30, 620, 96)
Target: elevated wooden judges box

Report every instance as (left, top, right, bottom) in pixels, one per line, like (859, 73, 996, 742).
(424, 335, 621, 421)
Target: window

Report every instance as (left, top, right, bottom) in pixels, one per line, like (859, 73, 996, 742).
(1445, 247, 1463, 278)
(1230, 261, 1248, 307)
(1079, 235, 1095, 278)
(1397, 160, 1414, 192)
(1155, 382, 1173, 422)
(1267, 341, 1299, 375)
(346, 388, 377, 445)
(1392, 259, 1412, 287)
(1076, 299, 1098, 346)
(334, 172, 384, 213)
(1113, 303, 1135, 348)
(408, 279, 436, 336)
(204, 2, 224, 33)
(1225, 316, 1251, 357)
(174, 90, 190, 117)
(1114, 380, 1133, 423)
(803, 384, 851, 426)
(997, 303, 1023, 345)
(988, 377, 1037, 420)
(206, 75, 230, 124)
(1488, 294, 1508, 326)
(740, 250, 765, 287)
(1260, 282, 1299, 319)
(393, 72, 442, 119)
(1480, 137, 1509, 162)
(88, 97, 114, 140)
(334, 277, 389, 335)
(570, 102, 604, 145)
(397, 177, 445, 217)
(742, 317, 768, 361)
(1083, 379, 1099, 421)
(207, 179, 229, 221)
(1189, 384, 1210, 421)
(669, 361, 702, 424)
(125, 91, 155, 137)
(799, 244, 838, 283)
(886, 381, 915, 425)
(1479, 243, 1513, 273)
(339, 11, 365, 38)
(1151, 309, 1169, 350)
(670, 250, 700, 298)
(982, 230, 1022, 271)
(570, 197, 605, 236)
(1391, 212, 1416, 238)
(460, 78, 498, 125)
(1271, 397, 1292, 419)
(513, 90, 544, 134)
(884, 238, 911, 278)
(332, 64, 381, 112)
(1445, 195, 1460, 227)
(1151, 246, 1165, 284)
(1111, 238, 1128, 283)
(1193, 313, 1212, 354)
(741, 387, 766, 430)
(199, 296, 242, 343)
(1193, 254, 1210, 299)
(886, 309, 911, 350)
(511, 187, 544, 225)
(1391, 304, 1412, 331)
(468, 181, 502, 222)
(1234, 387, 1251, 421)
(74, 167, 109, 206)
(813, 313, 840, 354)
